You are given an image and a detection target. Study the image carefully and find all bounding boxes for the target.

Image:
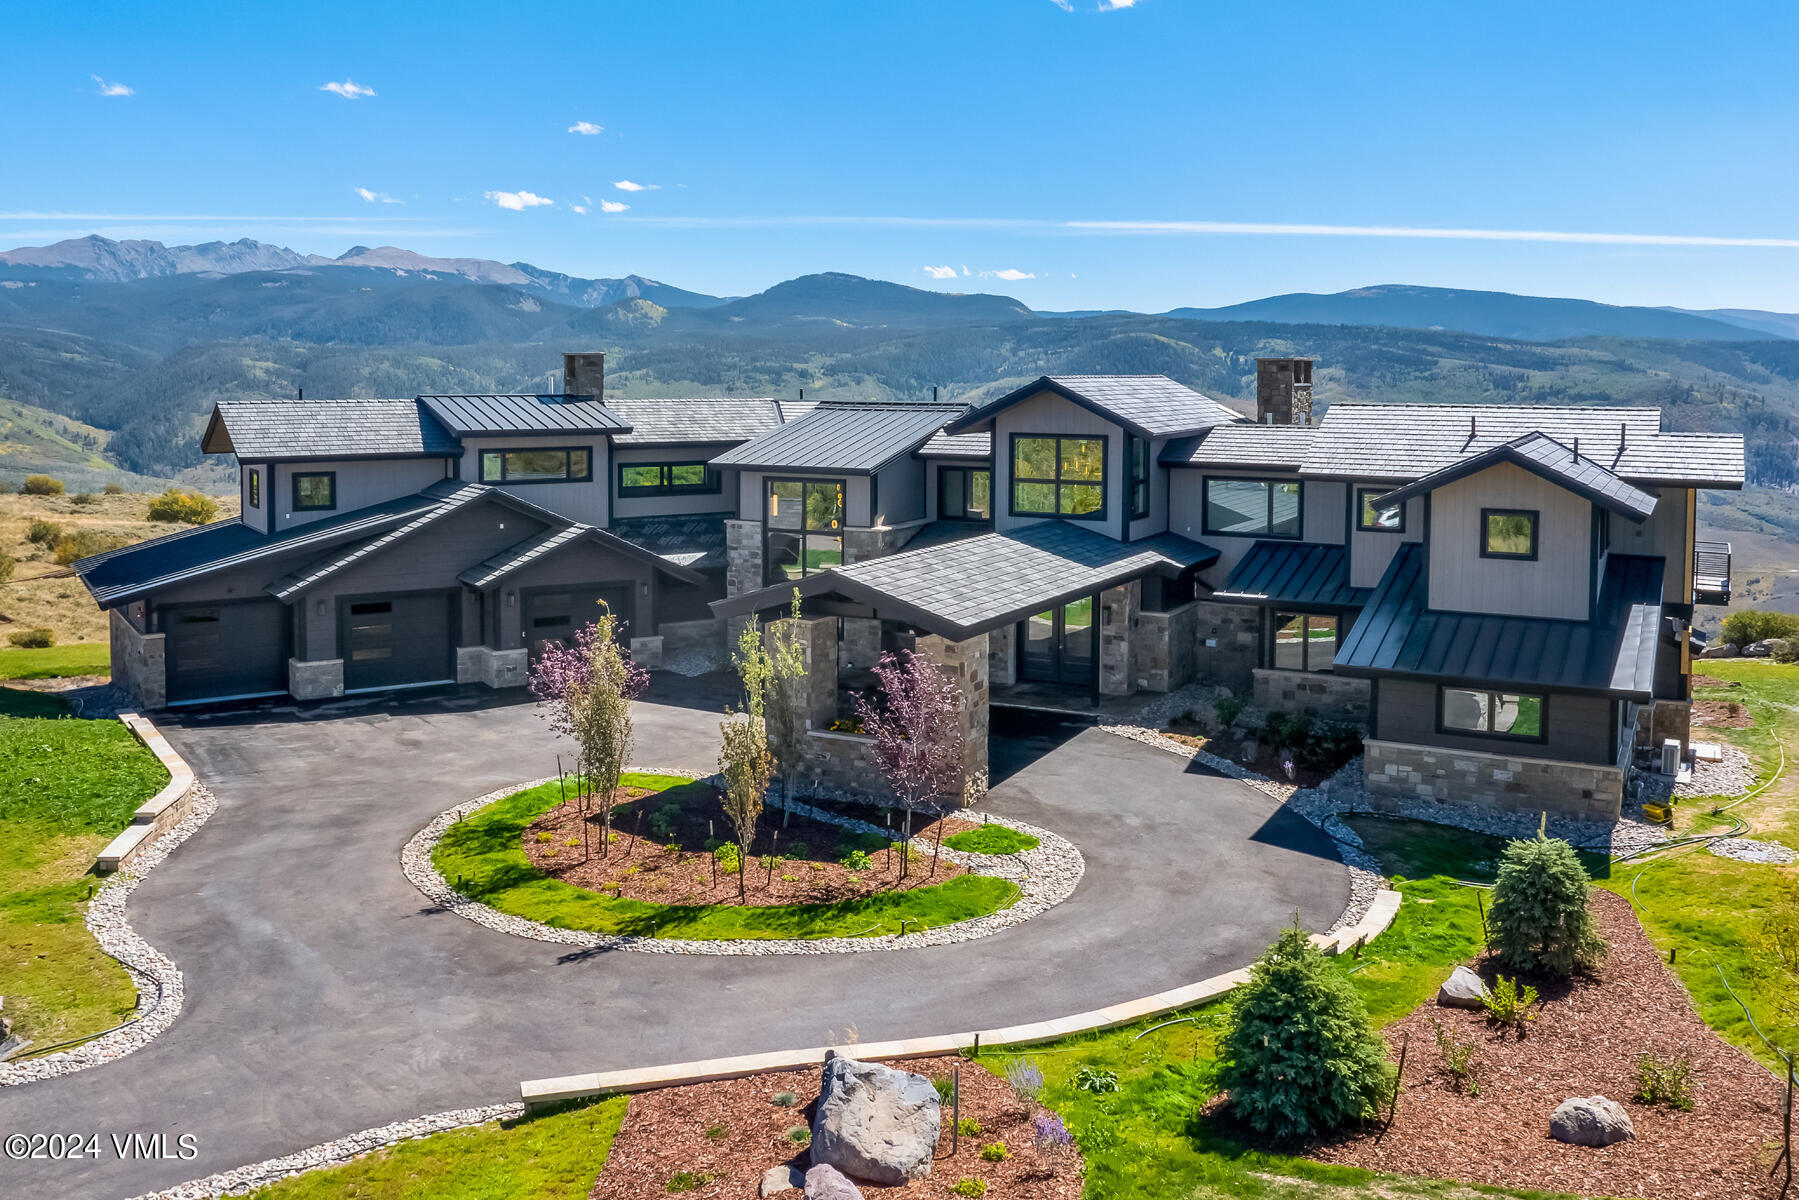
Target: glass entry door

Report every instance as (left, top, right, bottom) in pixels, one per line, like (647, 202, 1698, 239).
(1018, 596, 1097, 687)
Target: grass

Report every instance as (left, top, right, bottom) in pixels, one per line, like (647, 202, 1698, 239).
(244, 1097, 627, 1200)
(432, 774, 1020, 940)
(0, 643, 112, 679)
(942, 824, 1040, 855)
(0, 691, 168, 1051)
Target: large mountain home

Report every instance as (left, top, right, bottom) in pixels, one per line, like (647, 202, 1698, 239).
(79, 354, 1743, 823)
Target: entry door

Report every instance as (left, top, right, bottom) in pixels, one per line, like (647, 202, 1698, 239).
(340, 591, 455, 692)
(1017, 597, 1097, 687)
(520, 585, 635, 660)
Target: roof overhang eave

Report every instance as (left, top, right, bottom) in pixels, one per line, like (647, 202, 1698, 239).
(942, 378, 1164, 440)
(1331, 661, 1653, 702)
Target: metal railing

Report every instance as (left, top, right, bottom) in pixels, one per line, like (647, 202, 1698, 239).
(1693, 539, 1732, 603)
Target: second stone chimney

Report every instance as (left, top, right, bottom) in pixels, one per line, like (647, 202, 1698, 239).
(1255, 357, 1314, 425)
(562, 352, 605, 403)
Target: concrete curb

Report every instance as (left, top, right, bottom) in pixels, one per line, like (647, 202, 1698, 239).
(519, 885, 1405, 1108)
(96, 711, 199, 872)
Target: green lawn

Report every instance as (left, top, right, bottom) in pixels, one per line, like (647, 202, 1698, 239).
(0, 687, 168, 1051)
(0, 643, 111, 680)
(246, 1098, 627, 1200)
(942, 823, 1040, 855)
(433, 774, 1020, 941)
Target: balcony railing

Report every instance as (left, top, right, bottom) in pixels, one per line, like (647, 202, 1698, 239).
(1693, 539, 1732, 605)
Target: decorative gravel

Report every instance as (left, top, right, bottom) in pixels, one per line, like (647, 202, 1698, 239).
(123, 1102, 528, 1200)
(1678, 744, 1757, 799)
(661, 647, 722, 678)
(403, 771, 1085, 955)
(0, 783, 217, 1088)
(1707, 836, 1798, 865)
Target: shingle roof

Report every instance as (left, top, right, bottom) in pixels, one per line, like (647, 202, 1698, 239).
(919, 431, 992, 459)
(1162, 423, 1313, 469)
(946, 375, 1241, 440)
(453, 520, 704, 587)
(709, 401, 966, 474)
(1613, 432, 1746, 487)
(606, 397, 782, 446)
(203, 399, 462, 460)
(267, 482, 493, 599)
(1334, 542, 1665, 697)
(418, 395, 630, 436)
(608, 513, 728, 570)
(1374, 432, 1658, 522)
(712, 521, 1219, 640)
(1211, 540, 1371, 608)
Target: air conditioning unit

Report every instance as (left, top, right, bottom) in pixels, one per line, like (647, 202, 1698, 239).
(1660, 739, 1681, 776)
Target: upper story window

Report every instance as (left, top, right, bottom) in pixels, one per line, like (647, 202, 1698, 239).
(1011, 434, 1106, 520)
(292, 471, 335, 511)
(1202, 477, 1302, 539)
(1128, 436, 1151, 520)
(765, 478, 844, 584)
(247, 468, 260, 509)
(1481, 507, 1538, 560)
(1440, 686, 1546, 741)
(939, 466, 992, 521)
(1356, 487, 1403, 533)
(480, 447, 592, 485)
(617, 461, 720, 497)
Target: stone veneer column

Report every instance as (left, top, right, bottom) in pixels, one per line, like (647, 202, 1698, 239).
(913, 632, 991, 798)
(987, 623, 1016, 688)
(287, 658, 344, 701)
(724, 519, 763, 598)
(786, 615, 839, 730)
(110, 608, 166, 709)
(839, 617, 882, 676)
(1098, 581, 1140, 696)
(1191, 600, 1261, 696)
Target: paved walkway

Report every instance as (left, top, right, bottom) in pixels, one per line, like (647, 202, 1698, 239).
(0, 678, 1346, 1199)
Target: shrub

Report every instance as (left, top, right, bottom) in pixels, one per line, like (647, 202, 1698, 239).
(1432, 1021, 1480, 1094)
(932, 1076, 956, 1104)
(8, 628, 54, 649)
(146, 487, 218, 525)
(0, 552, 12, 584)
(1296, 721, 1366, 773)
(20, 474, 64, 495)
(53, 529, 129, 565)
(1218, 923, 1395, 1139)
(1489, 829, 1606, 977)
(840, 848, 873, 871)
(1774, 639, 1799, 665)
(703, 1123, 728, 1140)
(781, 840, 811, 861)
(1482, 974, 1539, 1030)
(956, 1116, 982, 1136)
(1004, 1058, 1044, 1104)
(26, 519, 61, 545)
(1032, 1113, 1075, 1159)
(1214, 695, 1244, 729)
(1073, 1065, 1119, 1094)
(1721, 609, 1799, 648)
(665, 1171, 714, 1193)
(714, 842, 741, 873)
(782, 1124, 811, 1145)
(951, 1181, 988, 1199)
(102, 482, 125, 495)
(979, 1141, 1009, 1162)
(648, 806, 681, 838)
(1636, 1053, 1695, 1111)
(70, 492, 96, 506)
(772, 1090, 798, 1107)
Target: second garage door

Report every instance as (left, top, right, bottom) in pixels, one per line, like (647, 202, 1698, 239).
(520, 584, 635, 659)
(339, 591, 456, 692)
(163, 600, 291, 704)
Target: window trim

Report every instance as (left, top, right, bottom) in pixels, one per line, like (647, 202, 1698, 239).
(1355, 486, 1404, 533)
(615, 460, 720, 497)
(1436, 685, 1549, 743)
(247, 468, 260, 509)
(1480, 507, 1539, 560)
(1199, 475, 1305, 540)
(291, 471, 336, 512)
(1128, 436, 1151, 520)
(762, 476, 847, 584)
(478, 446, 594, 486)
(1008, 432, 1110, 522)
(938, 465, 993, 522)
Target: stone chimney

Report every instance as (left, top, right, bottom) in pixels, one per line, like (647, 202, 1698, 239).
(1255, 358, 1314, 425)
(562, 352, 604, 402)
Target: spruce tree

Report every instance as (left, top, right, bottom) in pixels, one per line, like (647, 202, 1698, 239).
(1488, 827, 1606, 977)
(1218, 924, 1395, 1139)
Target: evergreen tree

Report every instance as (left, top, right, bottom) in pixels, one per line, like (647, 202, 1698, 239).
(1489, 827, 1606, 977)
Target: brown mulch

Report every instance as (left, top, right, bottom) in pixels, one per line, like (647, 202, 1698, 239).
(1693, 698, 1755, 729)
(523, 788, 971, 908)
(1304, 891, 1788, 1200)
(589, 1055, 1084, 1199)
(1692, 673, 1738, 689)
(1163, 719, 1332, 788)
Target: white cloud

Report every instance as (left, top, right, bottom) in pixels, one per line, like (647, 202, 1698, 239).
(570, 204, 589, 215)
(1098, 0, 1138, 8)
(922, 265, 958, 280)
(91, 75, 133, 97)
(353, 187, 401, 204)
(1048, 0, 1073, 8)
(600, 199, 630, 213)
(485, 189, 554, 211)
(568, 121, 603, 135)
(320, 79, 376, 99)
(612, 180, 658, 192)
(960, 265, 970, 276)
(984, 268, 1036, 281)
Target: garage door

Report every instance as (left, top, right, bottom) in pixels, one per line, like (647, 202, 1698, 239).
(520, 584, 634, 660)
(163, 600, 290, 704)
(339, 591, 455, 692)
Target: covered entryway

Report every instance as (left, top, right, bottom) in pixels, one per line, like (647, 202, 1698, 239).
(519, 584, 635, 659)
(339, 590, 456, 692)
(1019, 596, 1097, 687)
(163, 599, 291, 704)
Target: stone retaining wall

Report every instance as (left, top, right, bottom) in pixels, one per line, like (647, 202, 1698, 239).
(1253, 668, 1371, 722)
(288, 657, 344, 701)
(660, 618, 725, 662)
(1363, 737, 1625, 822)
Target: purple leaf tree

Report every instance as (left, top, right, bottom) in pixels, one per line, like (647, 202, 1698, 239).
(852, 649, 966, 879)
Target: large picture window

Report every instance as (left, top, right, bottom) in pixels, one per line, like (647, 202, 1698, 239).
(765, 478, 844, 584)
(1356, 487, 1403, 532)
(617, 461, 719, 497)
(1011, 434, 1106, 519)
(479, 447, 593, 485)
(1439, 686, 1546, 740)
(291, 471, 335, 511)
(938, 466, 992, 521)
(1481, 508, 1538, 559)
(1269, 612, 1337, 673)
(1202, 477, 1302, 538)
(1128, 436, 1151, 519)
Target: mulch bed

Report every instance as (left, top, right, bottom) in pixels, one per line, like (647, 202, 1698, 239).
(1692, 673, 1739, 690)
(589, 1055, 1084, 1199)
(1693, 698, 1755, 729)
(523, 788, 971, 908)
(1303, 890, 1789, 1200)
(1163, 719, 1332, 788)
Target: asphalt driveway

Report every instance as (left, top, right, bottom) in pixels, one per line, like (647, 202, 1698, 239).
(0, 678, 1346, 1199)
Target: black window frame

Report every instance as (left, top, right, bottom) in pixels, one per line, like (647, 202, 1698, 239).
(1437, 685, 1549, 743)
(1128, 435, 1151, 520)
(1480, 507, 1539, 560)
(247, 468, 260, 509)
(478, 446, 594, 485)
(291, 471, 336, 512)
(1200, 475, 1305, 540)
(937, 465, 993, 522)
(1008, 432, 1109, 522)
(615, 460, 721, 497)
(1266, 611, 1339, 674)
(762, 476, 846, 584)
(1355, 486, 1404, 533)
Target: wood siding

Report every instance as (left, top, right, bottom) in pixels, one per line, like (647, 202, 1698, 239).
(873, 454, 926, 526)
(1608, 487, 1693, 605)
(273, 458, 452, 532)
(1426, 461, 1592, 620)
(1375, 677, 1619, 765)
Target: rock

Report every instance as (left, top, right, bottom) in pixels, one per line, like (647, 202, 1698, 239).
(803, 1164, 864, 1200)
(1549, 1096, 1636, 1147)
(1744, 639, 1777, 658)
(761, 1164, 805, 1196)
(1437, 965, 1488, 1009)
(0, 1035, 30, 1062)
(811, 1051, 941, 1185)
(1699, 642, 1740, 659)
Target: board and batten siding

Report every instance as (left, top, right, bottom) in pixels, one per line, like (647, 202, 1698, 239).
(239, 463, 269, 534)
(1168, 470, 1346, 585)
(1347, 491, 1424, 590)
(1609, 487, 1694, 606)
(455, 435, 611, 528)
(486, 544, 659, 648)
(991, 390, 1125, 540)
(1426, 462, 1592, 621)
(1374, 677, 1620, 765)
(734, 470, 872, 529)
(610, 445, 739, 520)
(272, 458, 454, 532)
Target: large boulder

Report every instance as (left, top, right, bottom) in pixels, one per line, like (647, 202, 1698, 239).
(1437, 965, 1488, 1009)
(1549, 1096, 1635, 1147)
(1744, 639, 1778, 658)
(803, 1164, 865, 1200)
(761, 1164, 804, 1196)
(811, 1052, 941, 1185)
(1698, 642, 1740, 660)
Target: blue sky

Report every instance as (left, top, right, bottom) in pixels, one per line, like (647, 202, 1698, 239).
(4, 0, 1797, 312)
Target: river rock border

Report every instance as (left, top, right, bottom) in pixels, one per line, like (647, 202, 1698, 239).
(401, 769, 1085, 956)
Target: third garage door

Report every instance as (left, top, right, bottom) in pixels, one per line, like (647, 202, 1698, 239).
(339, 591, 455, 692)
(520, 584, 634, 659)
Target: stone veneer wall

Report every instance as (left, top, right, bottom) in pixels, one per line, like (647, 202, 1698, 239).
(1191, 601, 1260, 696)
(1133, 600, 1200, 693)
(841, 520, 929, 565)
(724, 519, 762, 598)
(1098, 581, 1139, 696)
(988, 623, 1016, 688)
(110, 608, 166, 709)
(1252, 668, 1371, 723)
(1637, 699, 1693, 754)
(1363, 738, 1625, 822)
(451, 646, 527, 690)
(289, 657, 345, 700)
(915, 632, 991, 789)
(839, 617, 881, 677)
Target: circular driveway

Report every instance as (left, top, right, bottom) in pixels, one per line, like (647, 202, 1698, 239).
(0, 676, 1346, 1199)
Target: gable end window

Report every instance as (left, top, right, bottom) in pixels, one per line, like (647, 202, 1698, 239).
(1481, 508, 1538, 560)
(247, 468, 260, 509)
(1356, 487, 1402, 532)
(1201, 477, 1303, 539)
(1011, 434, 1107, 520)
(617, 461, 720, 497)
(480, 447, 593, 485)
(1439, 686, 1546, 741)
(1128, 436, 1151, 520)
(938, 466, 992, 521)
(292, 472, 335, 512)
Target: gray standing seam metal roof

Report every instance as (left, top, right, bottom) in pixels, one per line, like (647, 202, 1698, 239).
(1211, 540, 1371, 608)
(605, 397, 782, 446)
(711, 520, 1219, 640)
(1161, 423, 1314, 469)
(946, 375, 1242, 440)
(1373, 431, 1659, 521)
(1333, 542, 1666, 697)
(455, 521, 707, 588)
(919, 430, 992, 458)
(204, 399, 463, 460)
(418, 395, 631, 436)
(708, 401, 967, 473)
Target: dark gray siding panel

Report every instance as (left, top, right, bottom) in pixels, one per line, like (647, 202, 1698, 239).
(489, 543, 657, 647)
(1374, 677, 1615, 764)
(873, 455, 926, 525)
